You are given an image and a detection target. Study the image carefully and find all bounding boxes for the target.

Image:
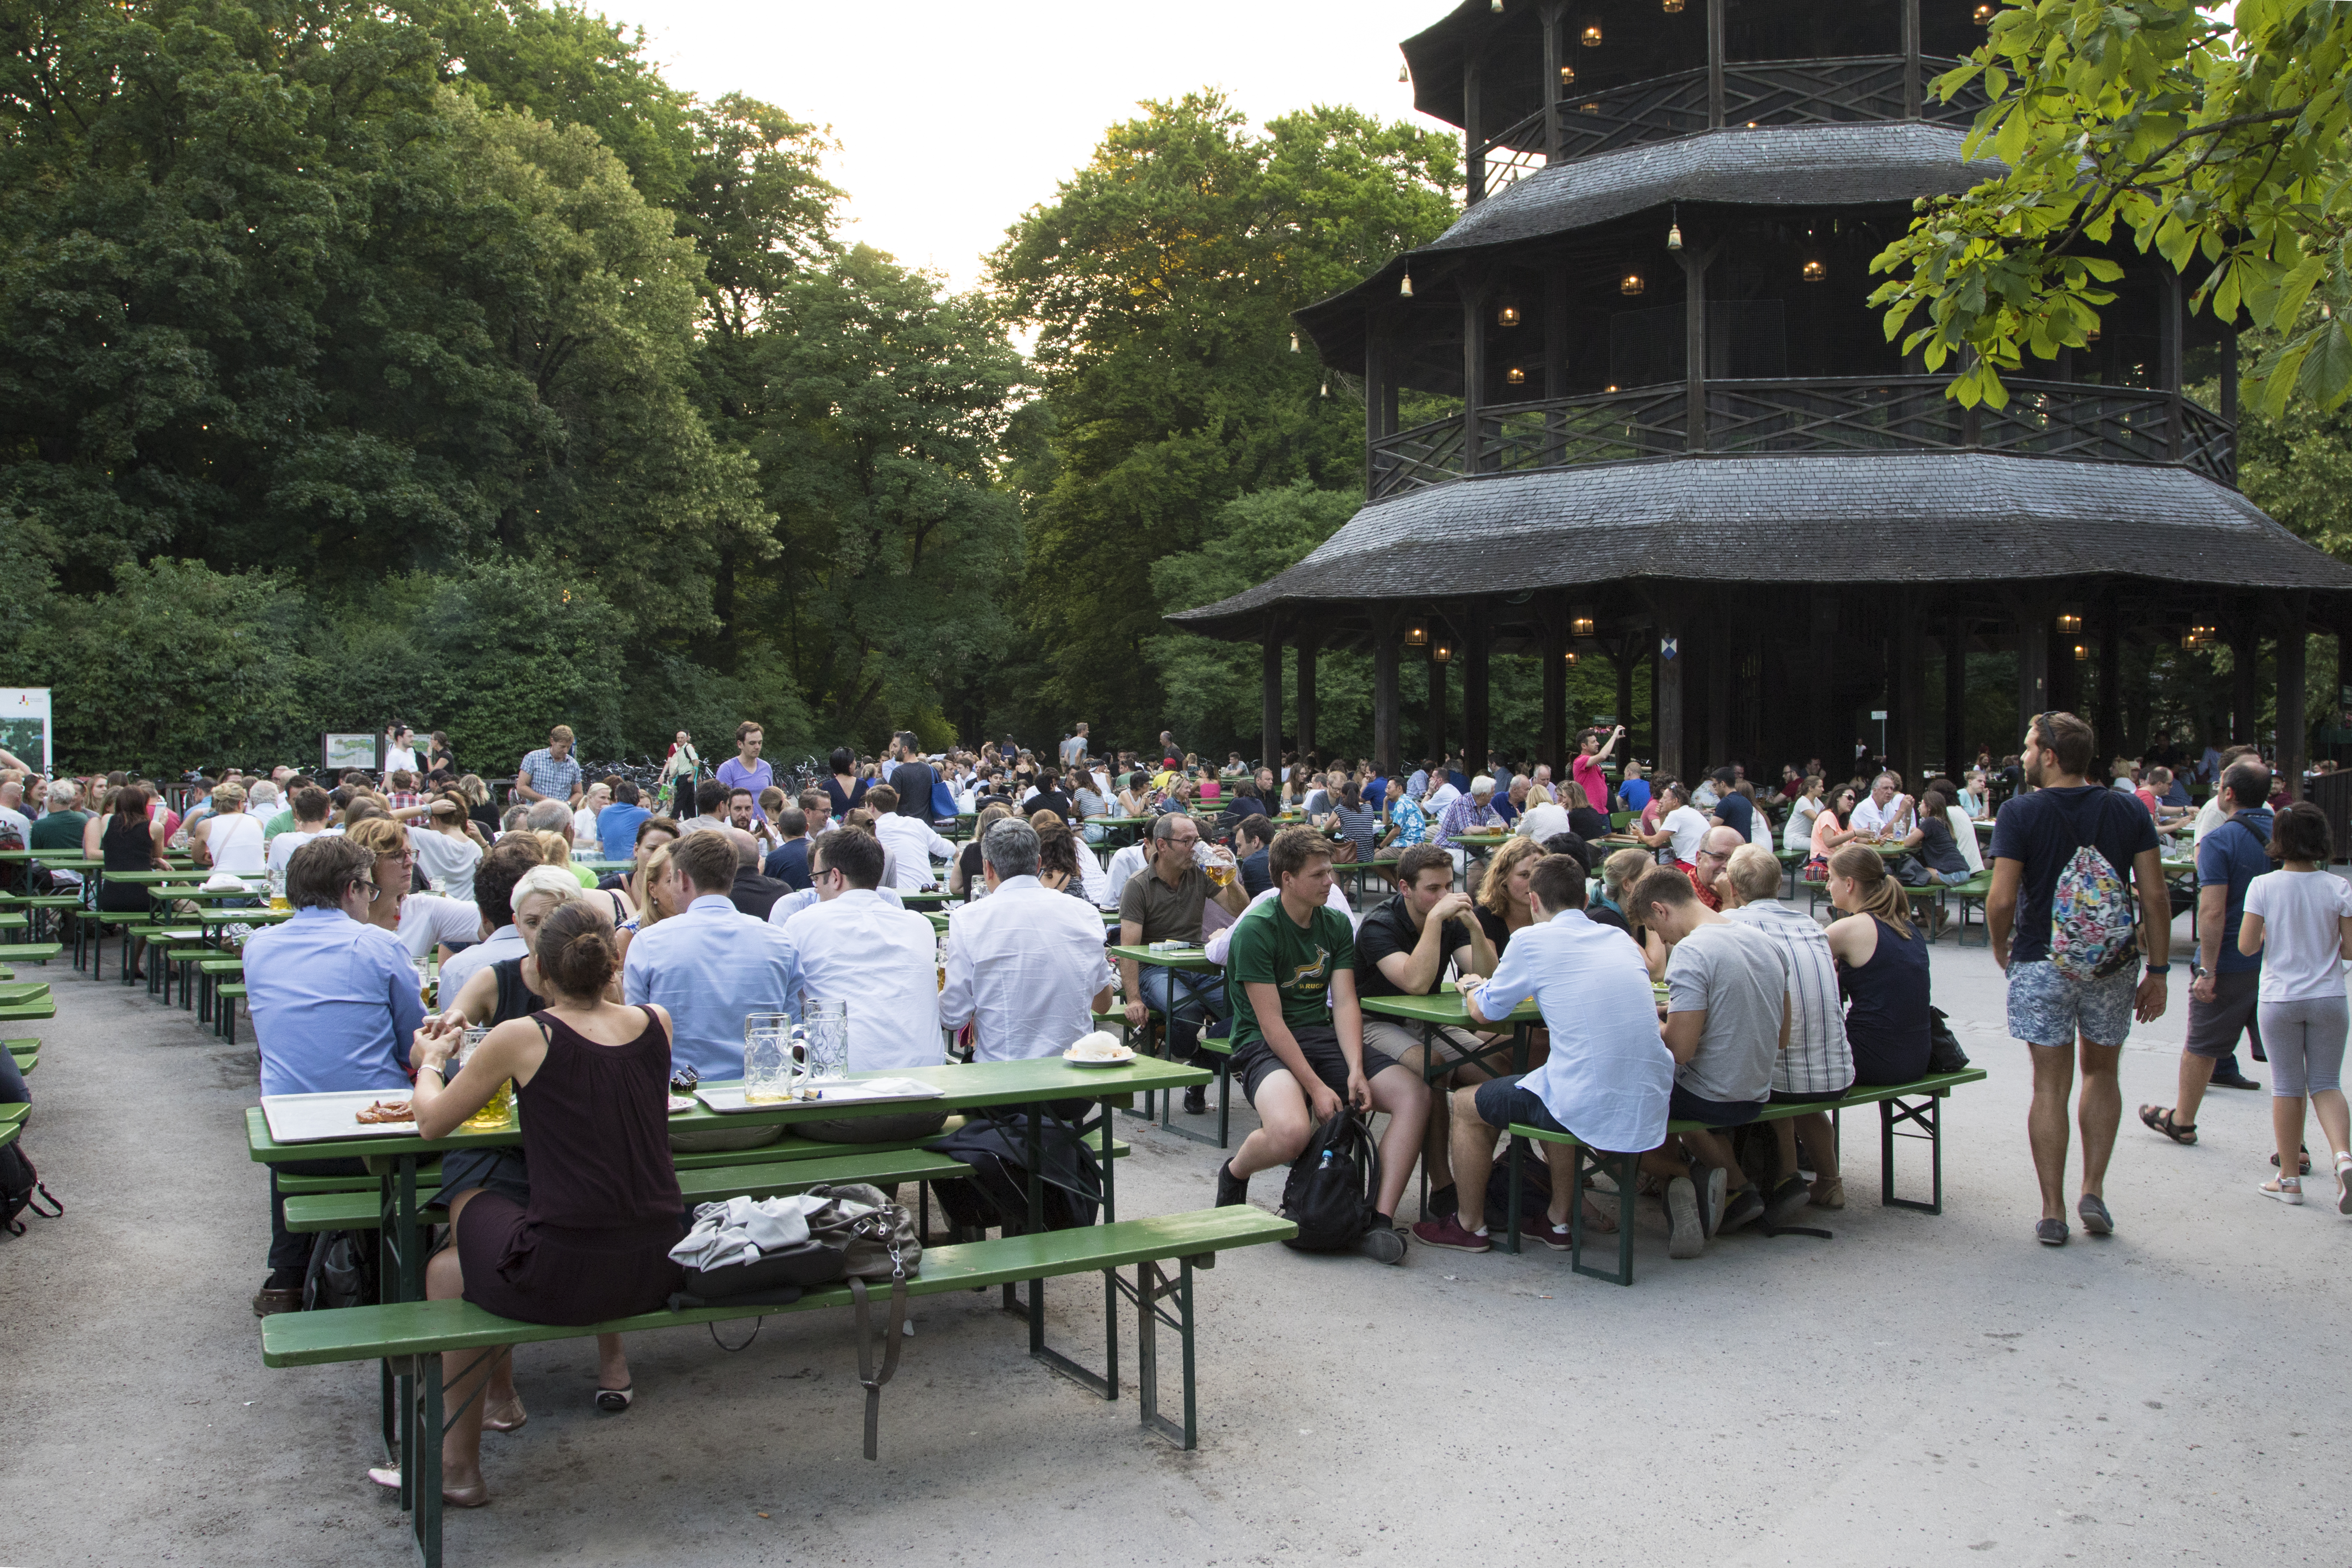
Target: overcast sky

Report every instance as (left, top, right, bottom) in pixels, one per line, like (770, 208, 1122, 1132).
(611, 0, 1458, 293)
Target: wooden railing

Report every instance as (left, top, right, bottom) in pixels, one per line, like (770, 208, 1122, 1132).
(1468, 56, 1984, 180)
(1366, 376, 2236, 500)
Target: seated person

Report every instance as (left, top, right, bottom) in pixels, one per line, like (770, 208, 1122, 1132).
(1118, 815, 1247, 1113)
(762, 805, 815, 891)
(424, 867, 587, 1037)
(1412, 854, 1671, 1252)
(1473, 838, 1545, 954)
(622, 828, 802, 1084)
(395, 902, 682, 1507)
(1823, 844, 1933, 1087)
(1355, 844, 1501, 1216)
(1716, 845, 1854, 1222)
(1624, 867, 1790, 1256)
(1894, 789, 1972, 905)
(1232, 814, 1274, 897)
(1212, 829, 1429, 1264)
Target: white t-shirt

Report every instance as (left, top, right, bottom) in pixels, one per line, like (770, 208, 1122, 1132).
(2244, 870, 2352, 1003)
(268, 828, 324, 874)
(399, 893, 487, 961)
(385, 744, 418, 775)
(1663, 805, 1710, 864)
(1850, 794, 1911, 839)
(202, 811, 266, 874)
(571, 807, 602, 851)
(1783, 796, 1822, 853)
(407, 827, 483, 902)
(1515, 801, 1571, 844)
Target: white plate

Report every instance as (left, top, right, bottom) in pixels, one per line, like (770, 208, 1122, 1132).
(261, 1089, 422, 1143)
(666, 1094, 695, 1115)
(1062, 1046, 1136, 1067)
(693, 1078, 948, 1114)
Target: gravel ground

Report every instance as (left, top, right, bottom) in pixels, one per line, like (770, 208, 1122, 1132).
(2, 896, 2347, 1567)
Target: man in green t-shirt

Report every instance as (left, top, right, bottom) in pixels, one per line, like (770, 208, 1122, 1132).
(1215, 827, 1429, 1262)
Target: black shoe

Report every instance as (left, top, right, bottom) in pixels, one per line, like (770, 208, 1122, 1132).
(1764, 1173, 1813, 1229)
(1215, 1160, 1249, 1208)
(1717, 1184, 1766, 1235)
(1182, 1084, 1207, 1115)
(2211, 1070, 2263, 1091)
(1426, 1182, 1458, 1219)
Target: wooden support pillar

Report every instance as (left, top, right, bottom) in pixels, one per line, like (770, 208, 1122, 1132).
(1944, 615, 1968, 779)
(2096, 589, 2122, 760)
(1427, 645, 1450, 766)
(1810, 591, 1838, 774)
(2016, 599, 2053, 735)
(1296, 634, 1319, 760)
(2161, 269, 2185, 462)
(1901, 0, 1921, 119)
(1541, 607, 1568, 777)
(1894, 600, 1923, 783)
(1463, 621, 1492, 778)
(1373, 615, 1403, 777)
(1464, 60, 1485, 205)
(1614, 636, 1639, 762)
(1461, 280, 1489, 474)
(1657, 612, 1687, 783)
(1540, 2, 1565, 163)
(1706, 0, 1725, 127)
(1678, 248, 1711, 451)
(1704, 603, 1730, 768)
(2221, 325, 2240, 482)
(1260, 620, 1283, 769)
(1544, 271, 1569, 466)
(2231, 615, 2259, 744)
(1363, 322, 1387, 499)
(2278, 596, 2310, 793)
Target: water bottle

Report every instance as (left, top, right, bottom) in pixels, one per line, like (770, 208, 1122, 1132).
(1318, 1149, 1334, 1171)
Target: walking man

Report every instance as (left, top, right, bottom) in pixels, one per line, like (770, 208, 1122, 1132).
(1987, 710, 2169, 1246)
(2140, 760, 2272, 1145)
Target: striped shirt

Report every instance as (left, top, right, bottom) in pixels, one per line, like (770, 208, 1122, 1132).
(1723, 900, 1853, 1096)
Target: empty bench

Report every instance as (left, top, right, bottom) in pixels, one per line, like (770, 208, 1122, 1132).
(1507, 1067, 1990, 1286)
(263, 1206, 1295, 1567)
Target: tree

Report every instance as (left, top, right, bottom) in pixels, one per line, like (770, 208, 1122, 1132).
(1870, 0, 2352, 413)
(992, 94, 1460, 737)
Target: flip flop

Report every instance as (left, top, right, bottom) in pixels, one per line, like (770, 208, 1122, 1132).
(2139, 1105, 2196, 1145)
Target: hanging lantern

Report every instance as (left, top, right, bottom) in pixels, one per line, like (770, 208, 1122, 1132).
(1491, 0, 1504, 11)
(1400, 271, 1414, 299)
(1433, 643, 1453, 664)
(1505, 366, 1526, 385)
(1289, 331, 1300, 352)
(1972, 3, 1994, 22)
(1582, 23, 1603, 46)
(1565, 649, 1579, 666)
(1663, 0, 1684, 11)
(1666, 221, 1683, 251)
(1496, 298, 1522, 328)
(1399, 63, 1410, 83)
(1801, 257, 1828, 284)
(1404, 624, 1428, 647)
(1571, 614, 1596, 637)
(1580, 101, 1600, 113)
(1618, 268, 1645, 296)
(2084, 324, 2100, 343)
(1559, 63, 1576, 86)
(2055, 610, 2083, 634)
(2073, 643, 2090, 662)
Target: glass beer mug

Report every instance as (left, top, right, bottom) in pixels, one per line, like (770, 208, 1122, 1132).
(743, 1012, 794, 1103)
(796, 1001, 849, 1099)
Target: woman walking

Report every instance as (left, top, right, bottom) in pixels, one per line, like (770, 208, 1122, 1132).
(2237, 801, 2352, 1210)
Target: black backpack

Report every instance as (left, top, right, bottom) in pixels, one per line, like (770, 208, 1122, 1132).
(0, 1141, 61, 1236)
(1278, 1111, 1383, 1252)
(301, 1230, 380, 1311)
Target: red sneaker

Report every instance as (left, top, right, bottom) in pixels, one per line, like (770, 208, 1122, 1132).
(1410, 1214, 1492, 1253)
(1524, 1216, 1575, 1250)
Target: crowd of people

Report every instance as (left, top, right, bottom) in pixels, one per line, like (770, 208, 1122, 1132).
(5, 706, 2348, 1503)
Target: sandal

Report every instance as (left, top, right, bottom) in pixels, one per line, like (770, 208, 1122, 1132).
(484, 1396, 527, 1433)
(2139, 1105, 2196, 1145)
(594, 1383, 633, 1414)
(2261, 1177, 2304, 1206)
(2270, 1145, 2314, 1176)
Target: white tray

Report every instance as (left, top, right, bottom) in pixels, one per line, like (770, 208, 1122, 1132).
(261, 1089, 424, 1144)
(694, 1078, 947, 1114)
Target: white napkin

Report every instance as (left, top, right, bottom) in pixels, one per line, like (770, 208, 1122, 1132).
(668, 1193, 821, 1271)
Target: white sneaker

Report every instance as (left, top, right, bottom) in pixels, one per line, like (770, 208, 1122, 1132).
(2336, 1155, 2352, 1216)
(1666, 1176, 1705, 1259)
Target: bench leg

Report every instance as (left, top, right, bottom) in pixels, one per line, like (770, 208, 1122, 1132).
(1504, 1137, 1525, 1255)
(412, 1354, 441, 1568)
(1569, 1146, 1637, 1287)
(1880, 1093, 1946, 1214)
(1133, 1257, 1198, 1449)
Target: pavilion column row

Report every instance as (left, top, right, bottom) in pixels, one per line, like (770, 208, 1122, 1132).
(1253, 591, 2337, 788)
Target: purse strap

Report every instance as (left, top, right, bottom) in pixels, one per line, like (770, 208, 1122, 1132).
(850, 1273, 908, 1461)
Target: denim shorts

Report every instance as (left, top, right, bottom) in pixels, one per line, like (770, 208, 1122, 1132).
(2006, 959, 2137, 1048)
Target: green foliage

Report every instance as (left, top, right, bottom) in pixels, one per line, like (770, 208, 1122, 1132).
(1870, 0, 2352, 411)
(994, 94, 1461, 733)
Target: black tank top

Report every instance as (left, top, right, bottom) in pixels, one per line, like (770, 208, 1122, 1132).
(518, 1007, 681, 1230)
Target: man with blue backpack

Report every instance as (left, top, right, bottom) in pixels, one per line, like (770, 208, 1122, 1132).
(1988, 710, 2172, 1247)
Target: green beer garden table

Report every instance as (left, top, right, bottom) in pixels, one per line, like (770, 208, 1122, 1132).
(1105, 943, 1225, 1146)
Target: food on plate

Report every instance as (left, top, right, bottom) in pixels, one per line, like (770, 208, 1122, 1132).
(355, 1098, 415, 1125)
(1063, 1031, 1133, 1063)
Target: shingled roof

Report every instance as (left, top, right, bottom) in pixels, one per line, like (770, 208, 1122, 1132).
(1166, 453, 2352, 639)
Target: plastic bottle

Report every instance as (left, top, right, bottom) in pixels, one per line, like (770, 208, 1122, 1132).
(1318, 1149, 1334, 1171)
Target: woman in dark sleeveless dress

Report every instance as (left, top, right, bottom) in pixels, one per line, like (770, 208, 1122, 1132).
(87, 785, 168, 977)
(1823, 844, 1932, 1085)
(395, 901, 683, 1507)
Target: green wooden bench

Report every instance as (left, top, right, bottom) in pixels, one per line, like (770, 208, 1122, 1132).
(282, 1148, 976, 1234)
(6, 941, 64, 965)
(0, 981, 49, 1006)
(7, 1041, 37, 1074)
(0, 998, 55, 1025)
(264, 1206, 1296, 1566)
(215, 981, 248, 1043)
(193, 956, 242, 1022)
(0, 1101, 28, 1127)
(1506, 1067, 1990, 1286)
(0, 894, 86, 944)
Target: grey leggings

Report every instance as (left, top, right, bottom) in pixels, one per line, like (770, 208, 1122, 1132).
(2256, 995, 2349, 1098)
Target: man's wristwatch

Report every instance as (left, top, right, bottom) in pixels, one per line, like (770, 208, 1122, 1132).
(2190, 962, 2208, 979)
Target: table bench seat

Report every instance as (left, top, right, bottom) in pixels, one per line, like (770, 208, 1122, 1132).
(283, 1148, 977, 1234)
(1506, 1067, 1989, 1285)
(266, 1205, 1295, 1566)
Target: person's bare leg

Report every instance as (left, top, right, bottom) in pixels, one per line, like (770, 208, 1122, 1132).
(596, 1333, 629, 1394)
(1391, 1042, 1450, 1192)
(1366, 1065, 1430, 1220)
(1228, 1074, 1310, 1181)
(2026, 1042, 2076, 1222)
(1681, 1127, 1748, 1191)
(2174, 1051, 2218, 1130)
(2312, 1089, 2350, 1163)
(2076, 1038, 2122, 1200)
(1448, 1090, 1501, 1234)
(1791, 1112, 1838, 1183)
(1774, 1121, 1802, 1180)
(2274, 1093, 2308, 1184)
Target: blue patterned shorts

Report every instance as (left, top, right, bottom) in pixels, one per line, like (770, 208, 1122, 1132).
(2006, 959, 2137, 1049)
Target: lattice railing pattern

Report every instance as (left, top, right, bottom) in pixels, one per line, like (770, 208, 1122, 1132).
(1722, 57, 1910, 125)
(1366, 377, 2234, 500)
(1553, 70, 1712, 161)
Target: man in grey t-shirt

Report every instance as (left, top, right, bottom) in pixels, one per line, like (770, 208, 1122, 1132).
(1627, 866, 1790, 1250)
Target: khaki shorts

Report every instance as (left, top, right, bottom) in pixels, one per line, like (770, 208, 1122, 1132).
(1361, 1017, 1496, 1081)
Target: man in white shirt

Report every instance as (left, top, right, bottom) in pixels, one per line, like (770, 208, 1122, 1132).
(782, 827, 947, 1142)
(384, 725, 419, 777)
(867, 783, 956, 891)
(267, 786, 333, 879)
(680, 778, 733, 835)
(1849, 772, 1914, 842)
(940, 819, 1112, 1061)
(1635, 780, 1712, 871)
(434, 839, 542, 998)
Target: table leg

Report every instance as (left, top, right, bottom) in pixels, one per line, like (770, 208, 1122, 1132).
(1025, 1103, 1044, 1356)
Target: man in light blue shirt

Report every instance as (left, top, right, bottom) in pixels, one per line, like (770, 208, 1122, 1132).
(1411, 854, 1670, 1255)
(622, 828, 802, 1082)
(243, 835, 426, 1312)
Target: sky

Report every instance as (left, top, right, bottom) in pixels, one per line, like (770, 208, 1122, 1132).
(608, 0, 1459, 293)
